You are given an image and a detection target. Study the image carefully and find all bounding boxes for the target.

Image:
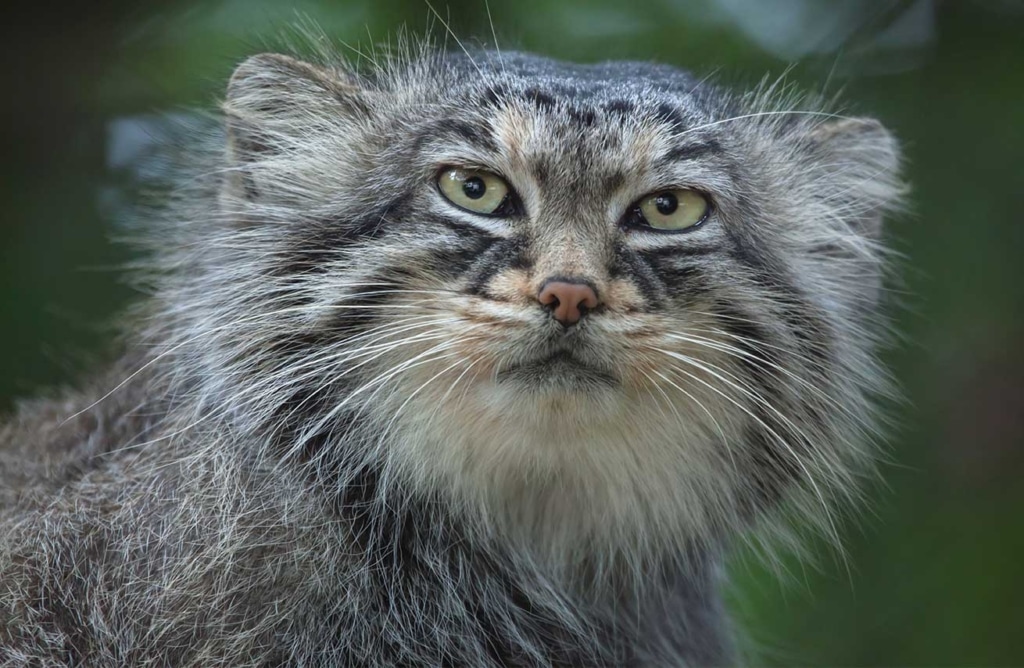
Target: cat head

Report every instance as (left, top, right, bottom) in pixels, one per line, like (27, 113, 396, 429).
(176, 46, 903, 567)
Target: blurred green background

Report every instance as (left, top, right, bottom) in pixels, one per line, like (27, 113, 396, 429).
(2, 0, 1022, 664)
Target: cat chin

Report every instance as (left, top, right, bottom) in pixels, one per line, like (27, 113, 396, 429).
(376, 364, 744, 565)
(494, 352, 620, 393)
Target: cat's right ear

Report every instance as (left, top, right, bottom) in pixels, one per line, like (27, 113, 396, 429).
(222, 54, 370, 198)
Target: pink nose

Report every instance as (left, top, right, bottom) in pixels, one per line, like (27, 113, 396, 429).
(537, 279, 600, 326)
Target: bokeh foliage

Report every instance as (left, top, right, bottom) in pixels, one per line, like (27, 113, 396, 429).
(2, 1, 1022, 664)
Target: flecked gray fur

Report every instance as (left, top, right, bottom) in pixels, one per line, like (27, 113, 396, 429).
(0, 40, 903, 666)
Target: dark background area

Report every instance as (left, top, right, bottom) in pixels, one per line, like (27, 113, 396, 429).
(2, 0, 1022, 664)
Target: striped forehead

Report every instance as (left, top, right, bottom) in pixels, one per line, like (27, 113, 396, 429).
(420, 85, 726, 206)
(490, 101, 655, 196)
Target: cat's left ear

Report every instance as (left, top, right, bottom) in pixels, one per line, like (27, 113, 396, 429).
(802, 117, 904, 239)
(221, 54, 373, 202)
(223, 53, 369, 162)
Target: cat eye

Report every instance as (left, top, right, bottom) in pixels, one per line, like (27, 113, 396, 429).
(437, 167, 513, 216)
(634, 189, 710, 232)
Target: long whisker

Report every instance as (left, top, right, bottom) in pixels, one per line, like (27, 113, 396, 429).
(289, 325, 487, 458)
(101, 318, 468, 457)
(424, 0, 485, 78)
(643, 368, 737, 476)
(652, 348, 847, 554)
(662, 330, 874, 433)
(375, 351, 482, 450)
(59, 286, 462, 424)
(483, 0, 506, 78)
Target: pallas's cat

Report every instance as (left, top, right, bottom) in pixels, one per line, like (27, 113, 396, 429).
(0, 45, 901, 666)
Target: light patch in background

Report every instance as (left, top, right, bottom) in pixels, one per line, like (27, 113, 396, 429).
(692, 0, 934, 60)
(101, 113, 215, 230)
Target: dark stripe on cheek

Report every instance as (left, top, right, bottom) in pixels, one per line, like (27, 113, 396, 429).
(265, 195, 410, 278)
(773, 286, 834, 370)
(637, 248, 713, 304)
(641, 244, 719, 259)
(610, 245, 666, 309)
(711, 302, 785, 396)
(464, 237, 532, 298)
(722, 234, 836, 372)
(724, 228, 777, 278)
(656, 264, 709, 301)
(316, 258, 453, 339)
(339, 194, 411, 241)
(721, 221, 835, 364)
(424, 235, 497, 281)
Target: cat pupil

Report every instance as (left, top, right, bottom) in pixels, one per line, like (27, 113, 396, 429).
(655, 193, 678, 215)
(463, 177, 486, 200)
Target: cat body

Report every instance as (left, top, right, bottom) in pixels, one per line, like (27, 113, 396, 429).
(0, 46, 901, 666)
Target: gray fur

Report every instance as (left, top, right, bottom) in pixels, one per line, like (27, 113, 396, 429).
(0, 41, 902, 666)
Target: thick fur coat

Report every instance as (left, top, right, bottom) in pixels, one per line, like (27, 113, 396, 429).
(0, 43, 902, 666)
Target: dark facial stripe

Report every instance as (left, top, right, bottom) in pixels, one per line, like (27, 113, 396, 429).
(709, 302, 785, 396)
(632, 242, 719, 304)
(479, 82, 512, 108)
(658, 140, 723, 165)
(566, 105, 597, 128)
(423, 234, 497, 281)
(653, 102, 687, 132)
(722, 228, 836, 372)
(639, 243, 719, 260)
(722, 221, 778, 278)
(603, 99, 635, 116)
(610, 244, 666, 309)
(414, 118, 498, 153)
(265, 195, 411, 279)
(464, 237, 532, 298)
(652, 266, 710, 304)
(522, 87, 557, 111)
(705, 303, 809, 509)
(717, 207, 836, 365)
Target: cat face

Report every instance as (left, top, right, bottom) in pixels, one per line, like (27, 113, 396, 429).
(211, 49, 901, 554)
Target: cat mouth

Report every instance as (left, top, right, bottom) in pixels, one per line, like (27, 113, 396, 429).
(496, 350, 619, 387)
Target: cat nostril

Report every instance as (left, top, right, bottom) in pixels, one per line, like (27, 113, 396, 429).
(537, 279, 600, 326)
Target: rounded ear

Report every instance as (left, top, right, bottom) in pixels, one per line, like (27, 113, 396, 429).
(222, 53, 371, 199)
(793, 116, 906, 313)
(225, 53, 367, 122)
(807, 117, 900, 177)
(805, 116, 905, 240)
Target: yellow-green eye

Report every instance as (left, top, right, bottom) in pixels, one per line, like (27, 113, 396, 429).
(637, 189, 710, 231)
(438, 168, 511, 215)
